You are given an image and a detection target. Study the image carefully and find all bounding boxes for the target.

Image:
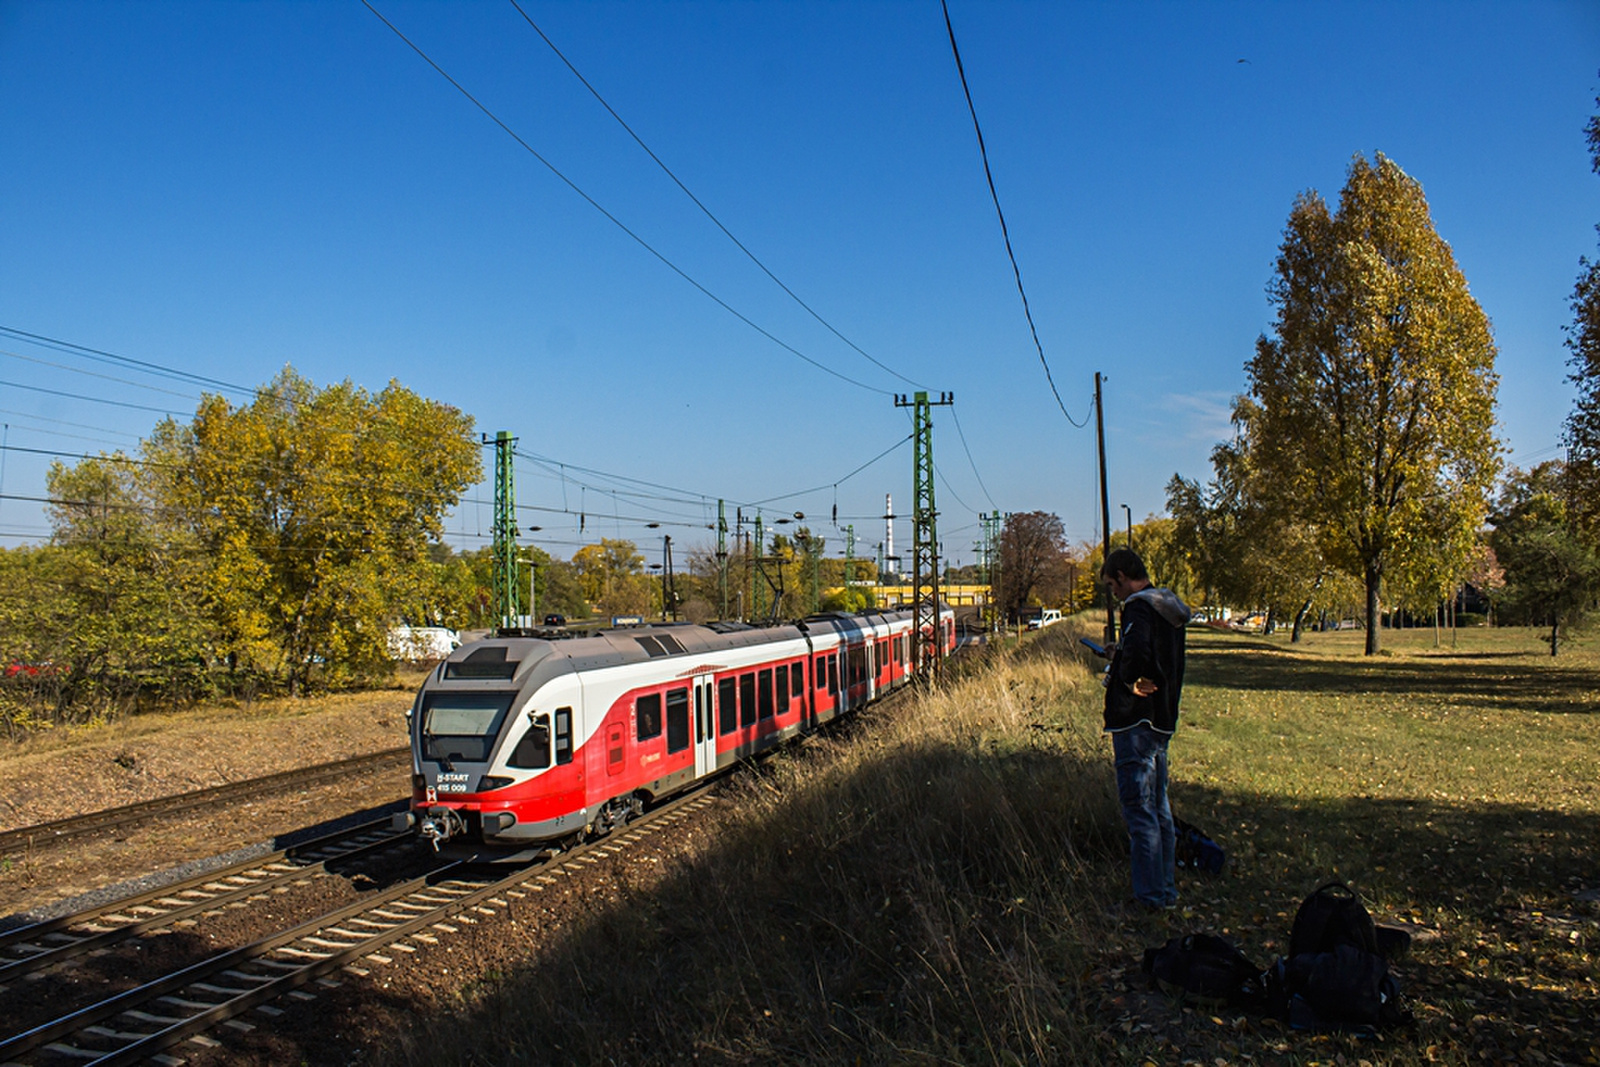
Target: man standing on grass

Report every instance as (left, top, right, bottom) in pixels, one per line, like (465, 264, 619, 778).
(1101, 548, 1192, 910)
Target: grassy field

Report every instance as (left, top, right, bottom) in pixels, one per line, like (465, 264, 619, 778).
(389, 621, 1599, 1066)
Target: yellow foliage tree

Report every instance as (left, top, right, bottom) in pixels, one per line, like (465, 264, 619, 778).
(1244, 154, 1500, 653)
(144, 369, 478, 692)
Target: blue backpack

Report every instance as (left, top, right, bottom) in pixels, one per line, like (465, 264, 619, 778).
(1174, 815, 1226, 875)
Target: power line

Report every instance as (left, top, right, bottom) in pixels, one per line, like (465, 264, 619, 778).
(940, 1, 1087, 430)
(507, 0, 928, 393)
(744, 433, 913, 508)
(0, 348, 201, 401)
(0, 379, 187, 417)
(0, 324, 258, 398)
(949, 401, 997, 510)
(933, 460, 977, 517)
(0, 411, 141, 448)
(361, 0, 893, 396)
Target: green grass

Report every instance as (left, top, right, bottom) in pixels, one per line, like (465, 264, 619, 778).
(386, 621, 1600, 1066)
(1128, 623, 1600, 1065)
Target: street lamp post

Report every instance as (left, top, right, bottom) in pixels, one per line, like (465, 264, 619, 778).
(1120, 504, 1133, 550)
(517, 557, 540, 627)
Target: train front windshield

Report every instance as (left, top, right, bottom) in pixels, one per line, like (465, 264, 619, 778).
(420, 692, 516, 763)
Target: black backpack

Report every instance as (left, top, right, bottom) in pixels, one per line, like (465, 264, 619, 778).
(1142, 934, 1273, 1010)
(1290, 881, 1379, 958)
(1283, 883, 1412, 1034)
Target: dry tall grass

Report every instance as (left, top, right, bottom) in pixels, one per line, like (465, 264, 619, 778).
(391, 624, 1127, 1065)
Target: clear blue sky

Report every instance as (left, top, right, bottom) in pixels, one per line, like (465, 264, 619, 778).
(2, 1, 1595, 570)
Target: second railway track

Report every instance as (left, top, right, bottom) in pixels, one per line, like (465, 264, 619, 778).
(0, 817, 411, 986)
(0, 789, 718, 1065)
(0, 747, 410, 858)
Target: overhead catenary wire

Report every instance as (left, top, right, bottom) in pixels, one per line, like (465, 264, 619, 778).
(0, 324, 258, 399)
(949, 401, 997, 511)
(506, 0, 928, 393)
(0, 410, 141, 448)
(0, 348, 202, 401)
(744, 432, 913, 508)
(361, 0, 892, 396)
(940, 1, 1088, 430)
(0, 379, 188, 418)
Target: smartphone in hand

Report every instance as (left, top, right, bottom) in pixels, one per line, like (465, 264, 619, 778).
(1079, 637, 1108, 657)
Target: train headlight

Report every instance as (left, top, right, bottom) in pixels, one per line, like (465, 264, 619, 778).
(477, 775, 514, 791)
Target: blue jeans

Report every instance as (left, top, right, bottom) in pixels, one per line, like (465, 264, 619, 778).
(1112, 724, 1177, 907)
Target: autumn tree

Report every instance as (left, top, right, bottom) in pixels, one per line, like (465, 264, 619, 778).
(1563, 89, 1600, 536)
(1243, 153, 1500, 653)
(1489, 462, 1600, 655)
(0, 449, 223, 732)
(572, 539, 656, 619)
(995, 511, 1070, 617)
(41, 455, 217, 706)
(1168, 405, 1355, 641)
(143, 369, 479, 693)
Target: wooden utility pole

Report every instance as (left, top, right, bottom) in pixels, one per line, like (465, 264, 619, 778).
(1095, 373, 1115, 645)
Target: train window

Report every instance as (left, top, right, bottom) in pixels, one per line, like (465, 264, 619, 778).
(814, 656, 827, 690)
(828, 655, 839, 694)
(554, 707, 573, 765)
(718, 677, 737, 735)
(758, 668, 774, 720)
(792, 662, 805, 698)
(739, 673, 756, 727)
(666, 688, 690, 753)
(892, 637, 901, 665)
(420, 691, 515, 764)
(774, 665, 788, 712)
(694, 685, 704, 743)
(444, 645, 519, 680)
(508, 712, 551, 769)
(636, 693, 662, 741)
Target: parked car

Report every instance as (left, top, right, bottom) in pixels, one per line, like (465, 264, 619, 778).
(3, 661, 62, 679)
(542, 614, 567, 627)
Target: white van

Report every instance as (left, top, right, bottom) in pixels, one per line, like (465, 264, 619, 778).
(387, 626, 461, 661)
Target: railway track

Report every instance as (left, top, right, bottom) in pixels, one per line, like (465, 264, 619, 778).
(0, 789, 717, 1065)
(0, 747, 410, 858)
(0, 817, 409, 985)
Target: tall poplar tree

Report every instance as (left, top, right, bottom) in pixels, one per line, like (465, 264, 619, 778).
(1244, 153, 1500, 654)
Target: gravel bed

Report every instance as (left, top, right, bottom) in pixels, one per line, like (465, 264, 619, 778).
(0, 798, 409, 932)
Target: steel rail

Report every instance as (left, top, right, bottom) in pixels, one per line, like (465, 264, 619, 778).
(0, 790, 715, 1064)
(0, 746, 410, 857)
(0, 818, 408, 983)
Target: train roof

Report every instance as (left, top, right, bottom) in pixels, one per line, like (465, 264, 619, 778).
(431, 608, 931, 692)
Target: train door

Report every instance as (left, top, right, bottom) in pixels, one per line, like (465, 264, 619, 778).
(693, 677, 717, 778)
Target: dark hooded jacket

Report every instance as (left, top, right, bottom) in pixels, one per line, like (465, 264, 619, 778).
(1104, 586, 1192, 734)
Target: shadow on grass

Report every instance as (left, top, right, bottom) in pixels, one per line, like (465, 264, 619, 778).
(372, 729, 1127, 1066)
(1186, 632, 1600, 715)
(1170, 779, 1599, 1061)
(349, 727, 1600, 1067)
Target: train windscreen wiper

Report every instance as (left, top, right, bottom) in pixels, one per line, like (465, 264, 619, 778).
(423, 725, 456, 773)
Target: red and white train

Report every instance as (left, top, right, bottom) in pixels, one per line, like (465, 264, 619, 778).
(395, 606, 956, 856)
